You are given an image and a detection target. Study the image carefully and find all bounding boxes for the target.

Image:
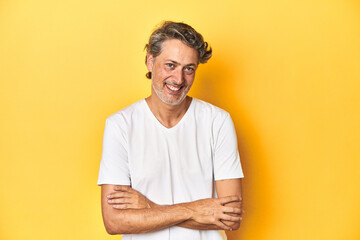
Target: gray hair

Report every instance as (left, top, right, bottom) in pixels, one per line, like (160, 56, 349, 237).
(144, 21, 212, 79)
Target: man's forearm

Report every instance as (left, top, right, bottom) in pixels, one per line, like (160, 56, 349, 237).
(105, 185, 241, 233)
(148, 202, 236, 231)
(148, 202, 221, 230)
(176, 220, 223, 230)
(105, 203, 191, 234)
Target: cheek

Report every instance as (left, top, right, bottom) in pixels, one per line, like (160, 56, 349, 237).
(184, 74, 195, 85)
(159, 68, 172, 79)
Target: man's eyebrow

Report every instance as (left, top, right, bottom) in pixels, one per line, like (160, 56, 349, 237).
(165, 59, 197, 67)
(165, 59, 179, 65)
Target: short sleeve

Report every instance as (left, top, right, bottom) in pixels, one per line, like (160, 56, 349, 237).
(213, 113, 244, 181)
(97, 116, 131, 185)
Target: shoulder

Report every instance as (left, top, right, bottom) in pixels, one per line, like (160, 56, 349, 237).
(192, 98, 230, 123)
(105, 99, 145, 128)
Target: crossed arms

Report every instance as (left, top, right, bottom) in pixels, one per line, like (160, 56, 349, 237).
(100, 178, 243, 235)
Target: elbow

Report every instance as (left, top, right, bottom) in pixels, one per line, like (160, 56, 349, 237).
(104, 219, 139, 235)
(105, 228, 117, 235)
(230, 222, 240, 231)
(105, 225, 144, 235)
(225, 221, 240, 231)
(104, 223, 129, 235)
(103, 217, 126, 235)
(104, 221, 118, 235)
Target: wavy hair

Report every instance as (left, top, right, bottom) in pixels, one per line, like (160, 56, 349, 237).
(144, 21, 212, 79)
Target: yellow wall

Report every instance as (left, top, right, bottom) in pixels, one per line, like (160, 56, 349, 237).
(0, 0, 359, 239)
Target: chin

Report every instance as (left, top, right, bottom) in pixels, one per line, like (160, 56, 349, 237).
(161, 96, 186, 106)
(154, 87, 188, 106)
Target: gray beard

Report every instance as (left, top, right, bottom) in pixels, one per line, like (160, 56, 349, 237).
(152, 82, 189, 106)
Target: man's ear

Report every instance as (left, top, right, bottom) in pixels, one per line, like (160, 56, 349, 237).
(146, 54, 154, 72)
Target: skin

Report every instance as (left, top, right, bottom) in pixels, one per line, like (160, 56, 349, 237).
(100, 39, 244, 234)
(145, 38, 198, 128)
(106, 179, 244, 231)
(101, 184, 242, 234)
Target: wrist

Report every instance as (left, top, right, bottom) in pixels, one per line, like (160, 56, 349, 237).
(179, 202, 195, 221)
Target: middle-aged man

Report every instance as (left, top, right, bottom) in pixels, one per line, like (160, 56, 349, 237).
(97, 21, 244, 240)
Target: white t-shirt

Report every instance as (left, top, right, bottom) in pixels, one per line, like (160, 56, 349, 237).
(97, 98, 244, 240)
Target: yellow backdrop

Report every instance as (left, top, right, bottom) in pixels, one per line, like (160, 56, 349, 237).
(1, 0, 359, 239)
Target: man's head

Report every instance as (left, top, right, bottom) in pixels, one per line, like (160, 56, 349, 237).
(145, 21, 212, 79)
(145, 21, 212, 105)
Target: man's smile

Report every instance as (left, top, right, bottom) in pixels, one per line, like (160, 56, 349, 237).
(165, 83, 184, 94)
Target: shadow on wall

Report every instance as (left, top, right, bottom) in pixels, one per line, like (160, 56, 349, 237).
(192, 54, 275, 240)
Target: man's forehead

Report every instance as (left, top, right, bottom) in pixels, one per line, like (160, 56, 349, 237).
(157, 39, 199, 65)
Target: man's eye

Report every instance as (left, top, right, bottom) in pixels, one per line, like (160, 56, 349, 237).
(166, 63, 174, 68)
(185, 67, 194, 72)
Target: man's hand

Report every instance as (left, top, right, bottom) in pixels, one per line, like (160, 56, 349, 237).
(107, 185, 156, 209)
(184, 196, 242, 230)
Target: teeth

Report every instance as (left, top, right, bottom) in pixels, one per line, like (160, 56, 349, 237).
(167, 84, 181, 91)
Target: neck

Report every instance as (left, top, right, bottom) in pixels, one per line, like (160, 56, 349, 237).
(145, 95, 192, 128)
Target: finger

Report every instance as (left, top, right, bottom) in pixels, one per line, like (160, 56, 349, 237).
(112, 204, 140, 209)
(219, 195, 240, 205)
(108, 198, 132, 204)
(113, 185, 133, 192)
(220, 214, 241, 222)
(107, 191, 132, 199)
(215, 220, 232, 231)
(223, 206, 242, 214)
(112, 204, 129, 209)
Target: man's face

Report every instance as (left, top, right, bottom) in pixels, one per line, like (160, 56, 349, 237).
(146, 39, 199, 106)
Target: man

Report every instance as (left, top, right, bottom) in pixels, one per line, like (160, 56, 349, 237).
(97, 21, 244, 240)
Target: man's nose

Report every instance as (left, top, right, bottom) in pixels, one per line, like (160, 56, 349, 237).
(172, 68, 184, 84)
